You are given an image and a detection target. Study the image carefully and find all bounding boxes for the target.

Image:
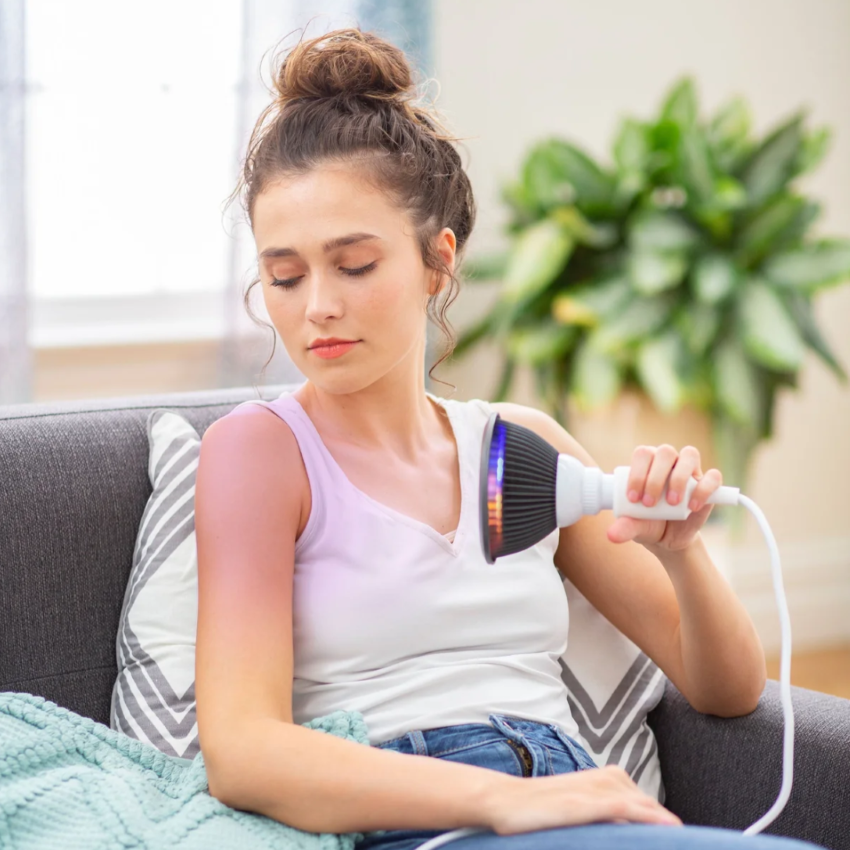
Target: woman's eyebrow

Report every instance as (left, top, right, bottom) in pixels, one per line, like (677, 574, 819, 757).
(259, 232, 382, 260)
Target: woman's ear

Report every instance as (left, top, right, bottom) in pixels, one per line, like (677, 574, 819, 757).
(437, 227, 457, 276)
(428, 227, 457, 298)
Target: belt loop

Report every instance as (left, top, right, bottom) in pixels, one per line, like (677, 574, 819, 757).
(406, 729, 428, 756)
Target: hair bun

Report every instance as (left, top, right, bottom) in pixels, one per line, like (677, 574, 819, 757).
(274, 27, 414, 106)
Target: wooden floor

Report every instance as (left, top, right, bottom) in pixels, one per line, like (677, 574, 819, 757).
(765, 642, 850, 700)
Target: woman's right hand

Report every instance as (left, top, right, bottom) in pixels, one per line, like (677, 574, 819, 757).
(483, 764, 684, 833)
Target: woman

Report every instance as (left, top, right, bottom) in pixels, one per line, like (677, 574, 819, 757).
(193, 26, 822, 850)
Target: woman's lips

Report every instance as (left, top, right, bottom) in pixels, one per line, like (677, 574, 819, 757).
(310, 340, 360, 359)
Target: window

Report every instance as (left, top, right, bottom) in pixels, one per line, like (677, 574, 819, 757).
(27, 0, 247, 345)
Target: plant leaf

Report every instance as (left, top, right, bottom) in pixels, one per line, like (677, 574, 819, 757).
(628, 209, 700, 252)
(709, 96, 751, 145)
(500, 179, 540, 223)
(739, 278, 807, 371)
(551, 205, 618, 248)
(611, 171, 647, 211)
(461, 250, 511, 282)
(507, 322, 577, 365)
(502, 218, 574, 303)
(659, 77, 698, 128)
(523, 138, 615, 216)
(636, 331, 686, 412)
(792, 127, 832, 179)
(707, 96, 752, 172)
(522, 143, 578, 211)
(713, 337, 765, 428)
(770, 200, 822, 254)
(736, 194, 816, 266)
(762, 239, 850, 291)
(570, 334, 623, 409)
(627, 250, 688, 294)
(551, 275, 632, 326)
(693, 253, 738, 304)
(592, 293, 676, 351)
(650, 120, 682, 181)
(613, 118, 650, 174)
(738, 113, 805, 206)
(780, 290, 848, 381)
(678, 125, 716, 202)
(675, 302, 722, 355)
(710, 176, 748, 210)
(689, 175, 747, 239)
(690, 208, 732, 242)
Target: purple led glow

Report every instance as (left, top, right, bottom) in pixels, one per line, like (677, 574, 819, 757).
(486, 420, 507, 556)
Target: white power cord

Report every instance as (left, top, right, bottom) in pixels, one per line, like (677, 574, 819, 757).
(414, 827, 488, 850)
(737, 494, 794, 836)
(413, 491, 793, 849)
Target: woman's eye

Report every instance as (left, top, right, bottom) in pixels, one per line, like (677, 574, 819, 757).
(270, 261, 377, 289)
(342, 261, 377, 277)
(270, 275, 301, 289)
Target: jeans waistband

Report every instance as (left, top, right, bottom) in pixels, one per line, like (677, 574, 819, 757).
(374, 713, 596, 771)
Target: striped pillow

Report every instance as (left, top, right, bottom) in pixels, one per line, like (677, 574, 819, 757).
(110, 409, 201, 759)
(559, 575, 667, 803)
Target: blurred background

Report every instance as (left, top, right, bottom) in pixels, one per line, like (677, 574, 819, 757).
(1, 0, 848, 697)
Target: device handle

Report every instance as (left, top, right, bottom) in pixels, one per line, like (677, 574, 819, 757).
(612, 466, 740, 520)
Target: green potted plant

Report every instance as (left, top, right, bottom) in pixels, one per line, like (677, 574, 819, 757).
(454, 76, 850, 495)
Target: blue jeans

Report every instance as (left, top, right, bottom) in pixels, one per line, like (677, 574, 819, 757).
(353, 713, 824, 850)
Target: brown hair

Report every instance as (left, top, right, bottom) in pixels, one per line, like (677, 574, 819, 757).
(224, 25, 477, 391)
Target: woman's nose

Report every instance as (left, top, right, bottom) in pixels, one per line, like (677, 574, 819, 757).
(304, 274, 344, 322)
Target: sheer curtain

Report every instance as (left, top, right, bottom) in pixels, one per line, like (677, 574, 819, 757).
(0, 0, 433, 405)
(0, 0, 31, 404)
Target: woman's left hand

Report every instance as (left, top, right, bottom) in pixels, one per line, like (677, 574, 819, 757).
(606, 444, 722, 554)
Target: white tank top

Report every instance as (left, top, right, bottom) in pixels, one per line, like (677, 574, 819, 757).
(231, 388, 580, 746)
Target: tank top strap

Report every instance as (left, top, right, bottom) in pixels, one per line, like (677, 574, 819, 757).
(425, 392, 495, 539)
(231, 391, 347, 489)
(428, 393, 493, 479)
(229, 392, 357, 553)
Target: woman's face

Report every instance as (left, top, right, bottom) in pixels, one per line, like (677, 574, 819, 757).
(252, 164, 456, 395)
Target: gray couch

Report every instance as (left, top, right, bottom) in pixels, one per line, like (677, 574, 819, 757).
(1, 385, 848, 849)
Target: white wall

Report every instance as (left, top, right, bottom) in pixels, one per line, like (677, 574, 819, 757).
(432, 0, 850, 651)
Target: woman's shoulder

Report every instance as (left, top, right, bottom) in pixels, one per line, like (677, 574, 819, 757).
(484, 399, 542, 425)
(482, 400, 589, 457)
(200, 400, 298, 461)
(443, 395, 545, 429)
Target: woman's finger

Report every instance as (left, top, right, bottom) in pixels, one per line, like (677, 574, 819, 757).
(689, 468, 723, 512)
(643, 444, 678, 507)
(667, 445, 700, 507)
(627, 446, 655, 503)
(607, 516, 643, 544)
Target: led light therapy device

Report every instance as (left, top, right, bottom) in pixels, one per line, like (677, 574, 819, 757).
(416, 413, 795, 850)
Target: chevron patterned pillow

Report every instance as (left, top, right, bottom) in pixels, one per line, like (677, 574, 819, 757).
(110, 409, 202, 759)
(559, 575, 667, 803)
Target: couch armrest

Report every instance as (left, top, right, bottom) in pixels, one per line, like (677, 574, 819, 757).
(648, 678, 850, 850)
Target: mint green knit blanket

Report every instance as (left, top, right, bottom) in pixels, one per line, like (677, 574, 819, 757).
(0, 691, 380, 850)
